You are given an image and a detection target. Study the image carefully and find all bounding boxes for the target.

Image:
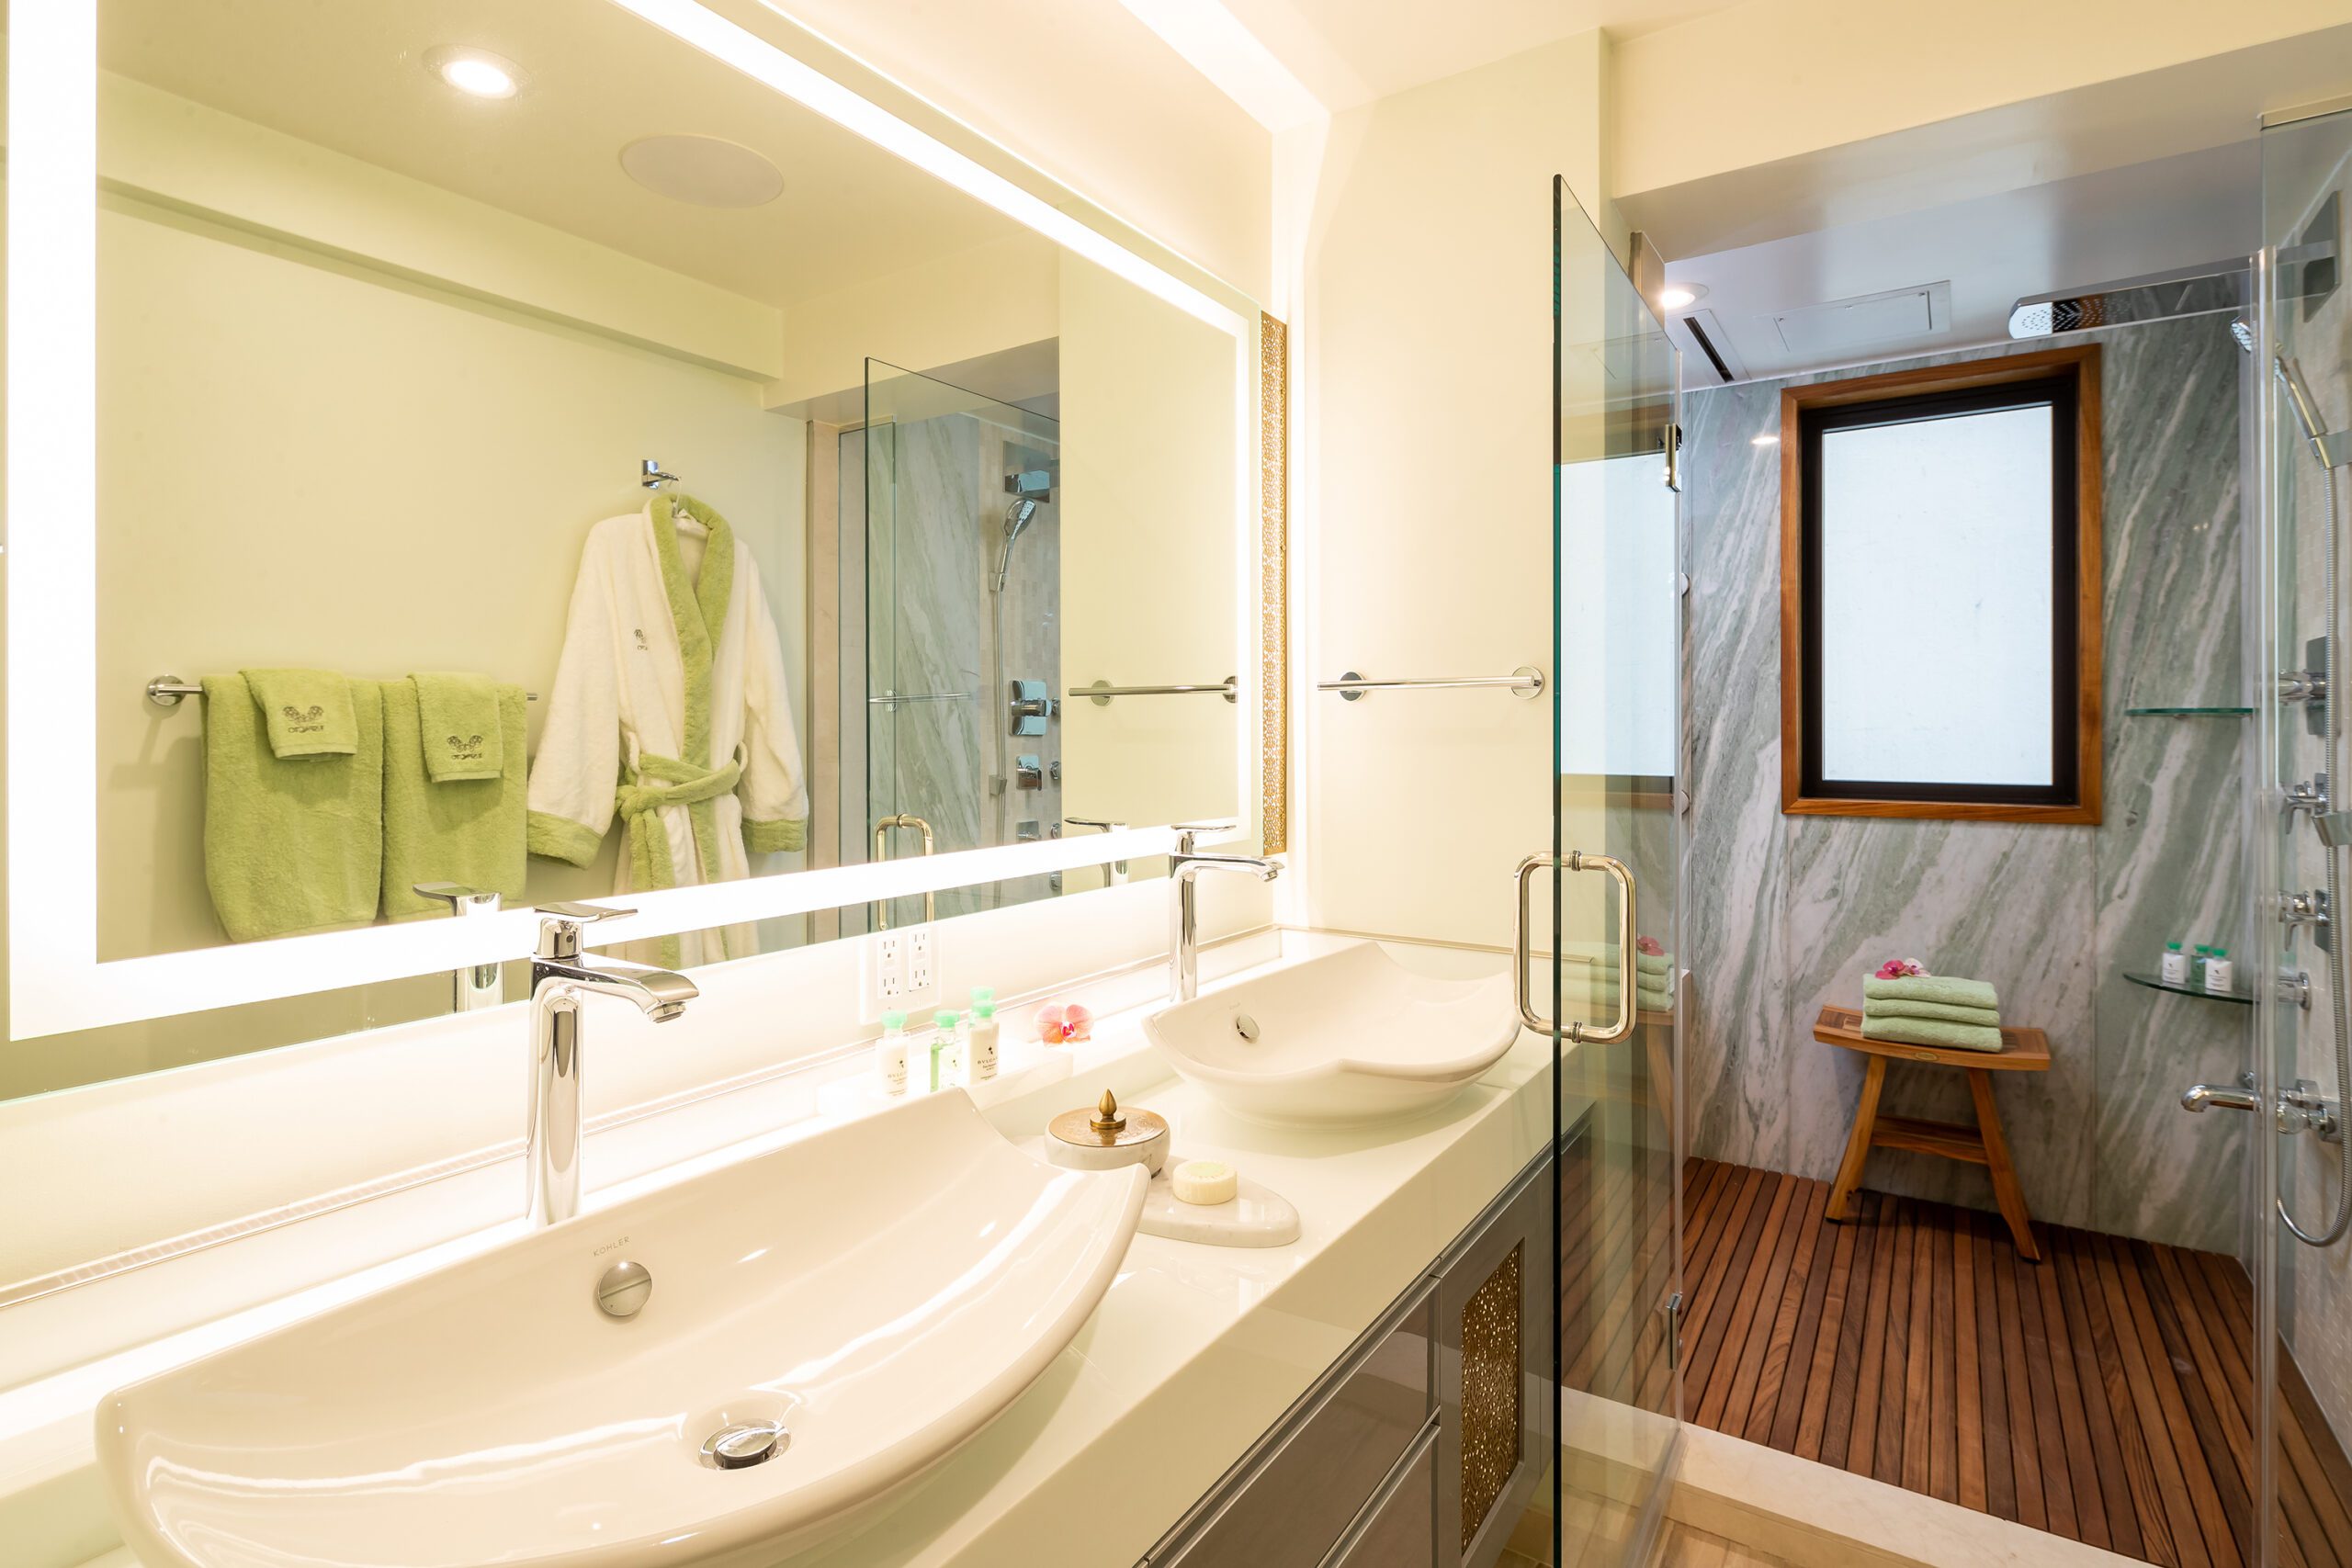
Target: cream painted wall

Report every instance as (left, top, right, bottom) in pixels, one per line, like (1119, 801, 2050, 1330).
(94, 196, 808, 965)
(1057, 254, 1250, 858)
(1295, 34, 1613, 949)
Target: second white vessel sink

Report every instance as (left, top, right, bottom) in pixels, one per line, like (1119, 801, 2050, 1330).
(96, 1090, 1148, 1568)
(1144, 942, 1521, 1125)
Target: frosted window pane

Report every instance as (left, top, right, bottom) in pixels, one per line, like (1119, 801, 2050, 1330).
(1559, 453, 1677, 778)
(1817, 406, 2053, 785)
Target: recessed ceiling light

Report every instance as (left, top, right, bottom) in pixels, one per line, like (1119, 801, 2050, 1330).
(1658, 282, 1706, 310)
(425, 45, 525, 100)
(620, 135, 786, 209)
(1752, 434, 1780, 446)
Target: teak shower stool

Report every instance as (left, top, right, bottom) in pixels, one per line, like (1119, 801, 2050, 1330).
(1812, 1003, 2051, 1261)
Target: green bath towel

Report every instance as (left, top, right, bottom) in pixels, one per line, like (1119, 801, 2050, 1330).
(412, 671, 504, 783)
(1863, 974, 2001, 1012)
(1860, 1015, 2006, 1054)
(382, 678, 527, 920)
(241, 667, 359, 758)
(1635, 952, 1674, 976)
(1861, 998, 2002, 1028)
(1636, 985, 1674, 1012)
(203, 674, 383, 941)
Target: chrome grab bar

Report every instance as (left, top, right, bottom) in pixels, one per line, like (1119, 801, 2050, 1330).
(1071, 676, 1238, 705)
(1321, 666, 1544, 702)
(1513, 850, 1637, 1043)
(871, 813, 936, 930)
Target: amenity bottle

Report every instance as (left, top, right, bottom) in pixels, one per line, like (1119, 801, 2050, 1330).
(2207, 949, 2234, 997)
(931, 1010, 959, 1092)
(876, 1010, 909, 1097)
(967, 999, 1001, 1083)
(2160, 942, 2188, 986)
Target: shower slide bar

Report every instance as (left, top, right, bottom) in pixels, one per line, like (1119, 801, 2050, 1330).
(866, 690, 973, 705)
(1071, 676, 1239, 705)
(1320, 666, 1545, 702)
(147, 676, 538, 707)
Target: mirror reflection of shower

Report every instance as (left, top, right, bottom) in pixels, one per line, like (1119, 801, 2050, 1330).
(990, 468, 1055, 818)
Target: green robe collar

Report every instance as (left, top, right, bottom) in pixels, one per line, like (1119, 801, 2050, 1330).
(647, 493, 735, 771)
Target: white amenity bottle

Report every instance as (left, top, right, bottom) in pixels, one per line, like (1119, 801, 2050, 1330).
(2159, 941, 2188, 986)
(2206, 949, 2235, 997)
(876, 1010, 910, 1097)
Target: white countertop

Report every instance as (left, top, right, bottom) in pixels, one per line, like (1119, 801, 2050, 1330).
(5, 931, 1555, 1568)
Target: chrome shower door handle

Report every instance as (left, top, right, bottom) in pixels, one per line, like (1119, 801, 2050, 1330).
(1514, 850, 1639, 1043)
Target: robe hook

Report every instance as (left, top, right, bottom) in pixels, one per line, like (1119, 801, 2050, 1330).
(640, 458, 681, 491)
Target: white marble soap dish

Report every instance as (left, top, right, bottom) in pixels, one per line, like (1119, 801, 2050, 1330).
(1137, 1155, 1301, 1248)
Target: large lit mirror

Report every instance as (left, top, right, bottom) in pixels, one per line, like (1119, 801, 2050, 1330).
(8, 0, 1263, 1089)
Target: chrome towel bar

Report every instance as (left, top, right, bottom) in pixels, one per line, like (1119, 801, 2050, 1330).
(865, 690, 973, 705)
(1071, 676, 1238, 705)
(147, 675, 537, 707)
(1320, 666, 1544, 701)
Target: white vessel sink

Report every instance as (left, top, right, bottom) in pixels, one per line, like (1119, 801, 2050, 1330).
(96, 1091, 1148, 1568)
(1144, 942, 1521, 1126)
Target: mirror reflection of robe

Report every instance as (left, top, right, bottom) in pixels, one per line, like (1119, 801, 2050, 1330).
(527, 496, 808, 967)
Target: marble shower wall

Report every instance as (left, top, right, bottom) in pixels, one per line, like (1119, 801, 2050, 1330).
(861, 409, 1063, 923)
(1683, 316, 2253, 1252)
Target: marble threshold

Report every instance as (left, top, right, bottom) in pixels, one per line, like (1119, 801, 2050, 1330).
(5, 929, 1555, 1568)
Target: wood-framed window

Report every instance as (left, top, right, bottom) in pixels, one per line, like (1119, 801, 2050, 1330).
(1778, 344, 2102, 824)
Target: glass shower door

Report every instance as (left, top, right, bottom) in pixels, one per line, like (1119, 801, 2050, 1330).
(861, 360, 1063, 928)
(1549, 178, 1685, 1562)
(2260, 99, 2352, 1568)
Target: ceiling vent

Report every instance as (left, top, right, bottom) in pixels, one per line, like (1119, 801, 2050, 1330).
(1678, 309, 1747, 384)
(1772, 281, 1951, 357)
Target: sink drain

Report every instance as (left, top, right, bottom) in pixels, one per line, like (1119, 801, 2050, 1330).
(701, 1420, 790, 1471)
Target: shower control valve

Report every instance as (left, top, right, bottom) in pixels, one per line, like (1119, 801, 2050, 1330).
(2279, 888, 2333, 929)
(2281, 1079, 2344, 1143)
(2282, 670, 2330, 704)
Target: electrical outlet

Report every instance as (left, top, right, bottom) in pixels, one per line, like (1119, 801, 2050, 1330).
(862, 930, 908, 1018)
(903, 923, 939, 1007)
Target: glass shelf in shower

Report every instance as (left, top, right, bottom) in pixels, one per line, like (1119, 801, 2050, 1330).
(2121, 705, 2254, 717)
(2124, 969, 2254, 1005)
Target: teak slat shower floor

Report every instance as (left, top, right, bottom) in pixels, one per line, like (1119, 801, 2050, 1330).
(1679, 1158, 2352, 1568)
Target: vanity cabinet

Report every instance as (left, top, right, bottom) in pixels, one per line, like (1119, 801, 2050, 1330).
(1140, 1148, 1555, 1568)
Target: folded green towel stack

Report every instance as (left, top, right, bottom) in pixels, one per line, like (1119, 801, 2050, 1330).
(241, 668, 359, 758)
(203, 673, 384, 941)
(1860, 974, 2004, 1053)
(412, 672, 505, 783)
(1635, 950, 1675, 1013)
(381, 677, 528, 920)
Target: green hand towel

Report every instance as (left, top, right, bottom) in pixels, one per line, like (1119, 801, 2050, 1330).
(1863, 998, 2002, 1028)
(203, 674, 382, 941)
(1635, 952, 1674, 976)
(1636, 986, 1674, 1012)
(382, 678, 527, 920)
(412, 672, 504, 783)
(1863, 975, 2000, 1011)
(1860, 1015, 2006, 1054)
(241, 668, 359, 758)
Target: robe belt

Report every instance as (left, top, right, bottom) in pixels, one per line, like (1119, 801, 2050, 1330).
(616, 749, 743, 968)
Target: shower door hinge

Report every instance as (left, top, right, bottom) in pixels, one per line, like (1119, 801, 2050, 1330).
(1678, 571, 1691, 598)
(1662, 423, 1683, 493)
(1662, 1291, 1685, 1370)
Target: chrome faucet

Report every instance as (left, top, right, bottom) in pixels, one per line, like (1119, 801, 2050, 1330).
(1169, 823, 1280, 1003)
(526, 903, 699, 1227)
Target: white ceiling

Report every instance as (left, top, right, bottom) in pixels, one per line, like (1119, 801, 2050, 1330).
(101, 0, 1032, 311)
(1213, 0, 1746, 112)
(1657, 137, 2262, 384)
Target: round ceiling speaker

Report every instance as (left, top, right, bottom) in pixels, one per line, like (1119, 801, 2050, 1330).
(619, 135, 785, 209)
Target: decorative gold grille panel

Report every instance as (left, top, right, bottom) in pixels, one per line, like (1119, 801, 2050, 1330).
(1458, 1240, 1523, 1552)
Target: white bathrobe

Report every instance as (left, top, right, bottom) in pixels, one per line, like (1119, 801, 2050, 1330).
(527, 495, 808, 967)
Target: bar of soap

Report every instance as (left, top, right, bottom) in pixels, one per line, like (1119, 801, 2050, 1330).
(1171, 1159, 1238, 1206)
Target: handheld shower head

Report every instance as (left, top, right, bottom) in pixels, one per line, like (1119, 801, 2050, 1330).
(992, 497, 1041, 591)
(2278, 354, 2349, 468)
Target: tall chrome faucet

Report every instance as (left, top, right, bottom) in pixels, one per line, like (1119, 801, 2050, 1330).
(526, 903, 699, 1227)
(1169, 823, 1280, 1003)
